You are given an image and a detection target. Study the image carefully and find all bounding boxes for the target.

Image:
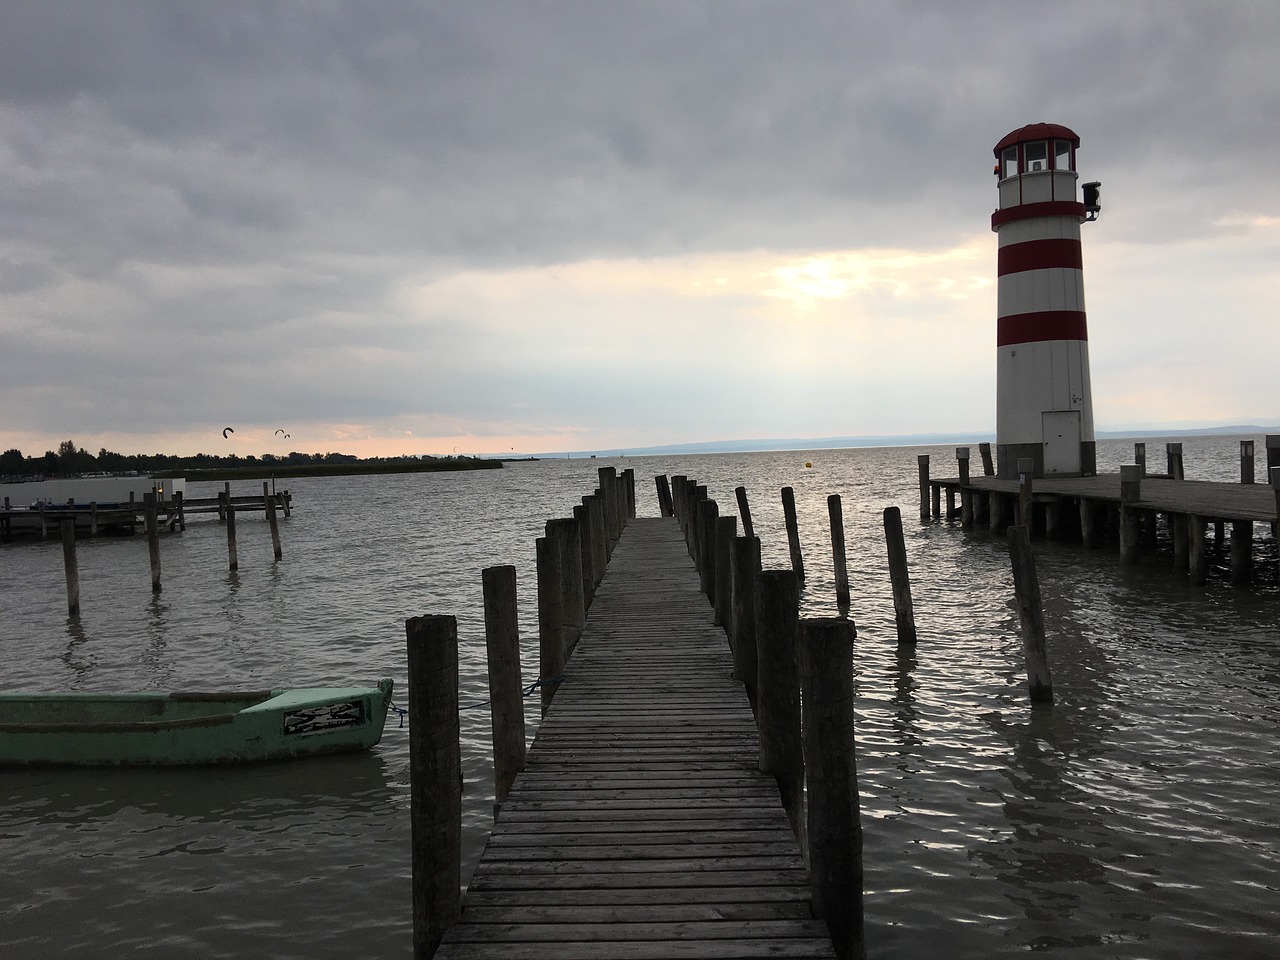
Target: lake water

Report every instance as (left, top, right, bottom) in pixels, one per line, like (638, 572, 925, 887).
(2, 437, 1277, 958)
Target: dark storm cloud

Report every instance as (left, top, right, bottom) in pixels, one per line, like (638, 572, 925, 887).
(2, 1, 1278, 452)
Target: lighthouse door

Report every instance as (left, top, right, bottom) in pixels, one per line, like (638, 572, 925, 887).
(1042, 411, 1082, 475)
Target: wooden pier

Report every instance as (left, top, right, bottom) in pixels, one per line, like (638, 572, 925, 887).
(435, 516, 837, 959)
(921, 440, 1280, 583)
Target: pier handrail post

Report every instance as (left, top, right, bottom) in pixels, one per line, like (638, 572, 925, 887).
(978, 442, 995, 477)
(756, 569, 803, 841)
(263, 482, 283, 560)
(882, 507, 917, 645)
(547, 518, 585, 655)
(222, 492, 239, 571)
(714, 515, 737, 628)
(584, 495, 607, 589)
(622, 467, 636, 521)
(798, 617, 865, 960)
(1167, 442, 1184, 481)
(916, 455, 930, 522)
(406, 614, 462, 959)
(1268, 436, 1280, 476)
(730, 535, 761, 703)
(1240, 440, 1255, 484)
(482, 565, 526, 812)
(827, 494, 851, 611)
(956, 447, 971, 486)
(174, 491, 186, 531)
(1134, 442, 1146, 476)
(1016, 457, 1035, 528)
(1007, 525, 1054, 704)
(735, 485, 755, 539)
(781, 486, 805, 582)
(536, 536, 565, 718)
(144, 492, 162, 593)
(61, 518, 80, 617)
(696, 496, 718, 601)
(1271, 467, 1280, 540)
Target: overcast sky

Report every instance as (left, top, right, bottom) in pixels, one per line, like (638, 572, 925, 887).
(3, 1, 1277, 459)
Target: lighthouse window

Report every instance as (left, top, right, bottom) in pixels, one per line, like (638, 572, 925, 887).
(1054, 139, 1074, 171)
(1025, 141, 1048, 172)
(1001, 146, 1018, 179)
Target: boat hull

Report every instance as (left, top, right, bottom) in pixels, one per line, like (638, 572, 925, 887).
(0, 679, 393, 766)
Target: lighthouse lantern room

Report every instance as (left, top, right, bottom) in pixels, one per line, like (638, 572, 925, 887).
(992, 122, 1101, 479)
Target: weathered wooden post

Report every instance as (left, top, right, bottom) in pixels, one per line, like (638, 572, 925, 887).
(1272, 467, 1280, 537)
(655, 474, 674, 517)
(1268, 436, 1280, 475)
(222, 492, 239, 572)
(61, 519, 80, 617)
(585, 495, 607, 588)
(1119, 465, 1142, 566)
(1079, 499, 1098, 548)
(1134, 442, 1146, 476)
(916, 455, 930, 522)
(573, 503, 596, 611)
(1187, 514, 1208, 585)
(781, 486, 805, 582)
(406, 614, 462, 959)
(621, 467, 636, 521)
(696, 497, 719, 601)
(482, 565, 526, 811)
(1172, 513, 1190, 572)
(144, 492, 162, 592)
(1240, 440, 1255, 484)
(827, 495, 851, 611)
(263, 482, 283, 561)
(714, 515, 737, 629)
(978, 441, 995, 477)
(1017, 457, 1034, 528)
(536, 536, 564, 718)
(882, 506, 917, 645)
(1230, 520, 1253, 584)
(798, 617, 864, 960)
(546, 517, 585, 654)
(597, 467, 619, 558)
(957, 447, 973, 530)
(735, 486, 755, 539)
(755, 569, 803, 841)
(174, 491, 186, 531)
(1007, 525, 1054, 704)
(730, 535, 761, 705)
(219, 481, 231, 521)
(1167, 442, 1184, 481)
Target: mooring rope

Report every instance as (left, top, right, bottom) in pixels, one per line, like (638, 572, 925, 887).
(390, 674, 565, 724)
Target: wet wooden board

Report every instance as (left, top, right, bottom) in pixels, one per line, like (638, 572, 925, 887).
(436, 517, 835, 960)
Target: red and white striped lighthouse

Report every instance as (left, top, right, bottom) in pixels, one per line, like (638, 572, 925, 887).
(992, 122, 1101, 479)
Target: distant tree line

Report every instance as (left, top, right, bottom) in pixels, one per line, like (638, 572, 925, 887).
(0, 439, 477, 482)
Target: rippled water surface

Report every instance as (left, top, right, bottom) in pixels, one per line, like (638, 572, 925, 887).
(2, 438, 1277, 958)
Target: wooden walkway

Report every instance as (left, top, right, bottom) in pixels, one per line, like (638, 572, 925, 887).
(436, 516, 835, 960)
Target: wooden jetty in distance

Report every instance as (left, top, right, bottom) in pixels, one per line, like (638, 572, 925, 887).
(409, 468, 861, 959)
(921, 438, 1280, 584)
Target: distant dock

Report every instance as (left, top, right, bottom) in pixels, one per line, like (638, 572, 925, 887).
(922, 439, 1280, 584)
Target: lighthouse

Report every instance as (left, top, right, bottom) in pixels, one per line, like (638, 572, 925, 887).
(992, 123, 1101, 479)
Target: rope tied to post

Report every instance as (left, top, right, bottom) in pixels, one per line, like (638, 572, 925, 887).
(391, 675, 566, 722)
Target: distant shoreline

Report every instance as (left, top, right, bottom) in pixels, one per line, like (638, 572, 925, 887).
(151, 459, 503, 482)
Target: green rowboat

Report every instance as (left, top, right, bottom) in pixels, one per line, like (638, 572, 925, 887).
(0, 679, 393, 766)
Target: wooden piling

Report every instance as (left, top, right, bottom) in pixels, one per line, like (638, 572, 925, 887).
(714, 515, 737, 628)
(1167, 442, 1185, 481)
(655, 474, 674, 517)
(1269, 436, 1280, 474)
(1230, 520, 1253, 584)
(755, 571, 802, 838)
(730, 536, 761, 705)
(735, 485, 755, 539)
(781, 486, 805, 582)
(90, 501, 99, 537)
(174, 491, 186, 531)
(405, 614, 462, 959)
(1017, 457, 1035, 527)
(696, 497, 719, 601)
(957, 447, 973, 530)
(882, 506, 917, 645)
(1007, 525, 1054, 704)
(1119, 464, 1142, 566)
(1134, 442, 1147, 476)
(1188, 514, 1208, 585)
(61, 519, 80, 617)
(144, 492, 161, 592)
(978, 441, 995, 477)
(223, 492, 239, 572)
(536, 536, 564, 718)
(546, 517, 585, 654)
(828, 494, 851, 611)
(585, 495, 607, 589)
(917, 455, 930, 521)
(482, 565, 526, 810)
(798, 617, 864, 960)
(1080, 498, 1098, 548)
(263, 482, 282, 561)
(1241, 440, 1255, 484)
(573, 503, 595, 611)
